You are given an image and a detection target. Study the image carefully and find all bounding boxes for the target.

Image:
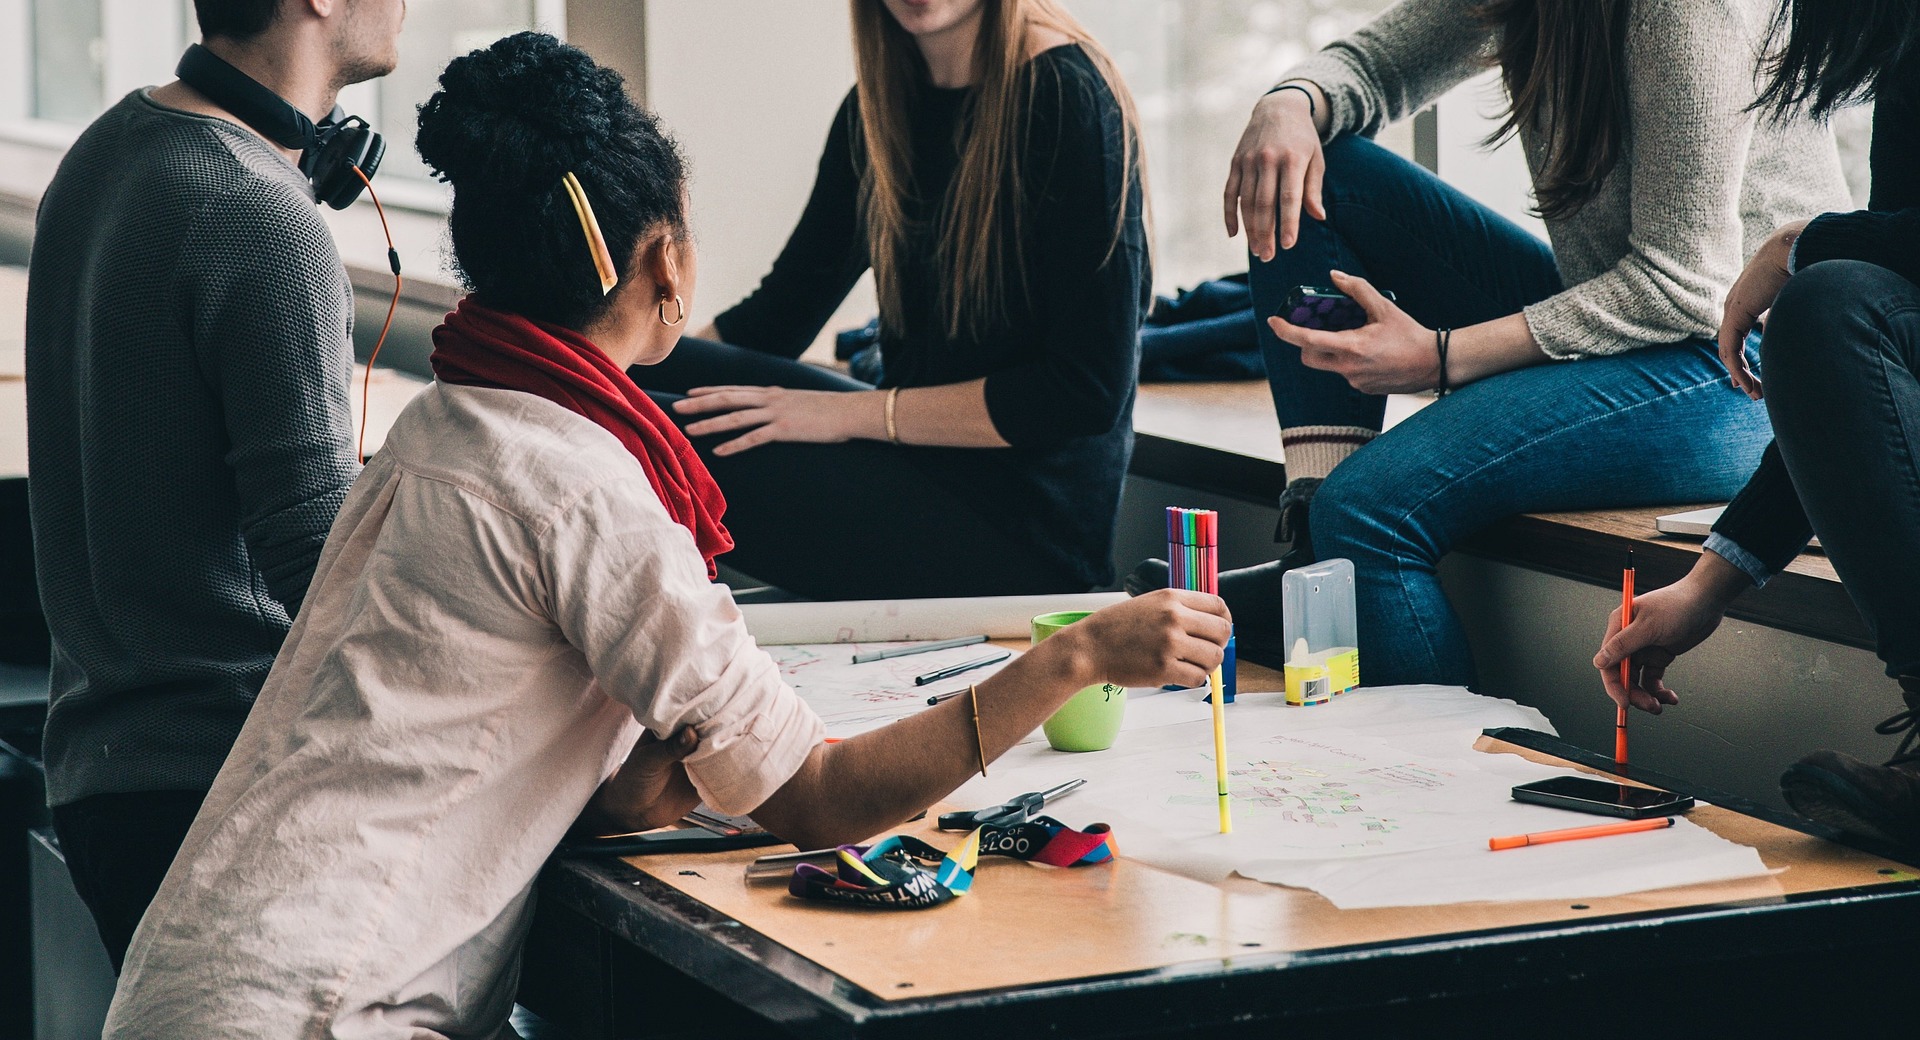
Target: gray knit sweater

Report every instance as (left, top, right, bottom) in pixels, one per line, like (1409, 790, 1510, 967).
(1286, 0, 1850, 358)
(26, 91, 359, 807)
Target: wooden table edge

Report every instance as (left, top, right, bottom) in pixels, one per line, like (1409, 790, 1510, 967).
(529, 729, 1920, 1036)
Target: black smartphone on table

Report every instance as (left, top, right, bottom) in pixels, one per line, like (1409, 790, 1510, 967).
(1281, 284, 1397, 332)
(1510, 776, 1695, 820)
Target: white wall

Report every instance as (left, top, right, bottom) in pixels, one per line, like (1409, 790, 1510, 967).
(100, 0, 187, 101)
(642, 0, 875, 345)
(1433, 69, 1546, 241)
(0, 0, 32, 123)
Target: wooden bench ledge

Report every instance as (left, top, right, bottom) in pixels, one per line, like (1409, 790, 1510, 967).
(1460, 507, 1866, 650)
(1131, 381, 1286, 503)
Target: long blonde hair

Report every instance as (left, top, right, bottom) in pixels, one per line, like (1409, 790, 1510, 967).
(850, 0, 1147, 341)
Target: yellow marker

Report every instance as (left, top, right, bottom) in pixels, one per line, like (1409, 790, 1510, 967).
(1209, 665, 1232, 833)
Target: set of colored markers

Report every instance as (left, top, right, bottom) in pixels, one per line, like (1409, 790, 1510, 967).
(1166, 507, 1232, 834)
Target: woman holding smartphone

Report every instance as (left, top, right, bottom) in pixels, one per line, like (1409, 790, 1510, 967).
(102, 35, 1226, 1038)
(629, 0, 1149, 602)
(1132, 0, 1848, 686)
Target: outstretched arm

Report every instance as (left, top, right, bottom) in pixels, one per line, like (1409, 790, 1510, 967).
(751, 589, 1230, 850)
(544, 480, 1231, 848)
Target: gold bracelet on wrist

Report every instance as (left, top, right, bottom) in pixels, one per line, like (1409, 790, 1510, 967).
(884, 386, 901, 445)
(968, 683, 987, 777)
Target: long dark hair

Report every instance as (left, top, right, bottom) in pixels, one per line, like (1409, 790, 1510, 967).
(1480, 0, 1632, 220)
(1755, 0, 1917, 120)
(851, 0, 1145, 341)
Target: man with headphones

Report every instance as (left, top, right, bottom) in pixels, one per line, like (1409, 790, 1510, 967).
(24, 0, 404, 969)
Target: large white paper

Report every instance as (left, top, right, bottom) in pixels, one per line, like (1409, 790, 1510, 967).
(1116, 682, 1556, 752)
(741, 593, 1124, 645)
(1240, 815, 1776, 909)
(944, 684, 1774, 906)
(772, 641, 1019, 739)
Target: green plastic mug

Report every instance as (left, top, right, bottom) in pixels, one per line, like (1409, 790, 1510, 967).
(1032, 611, 1126, 752)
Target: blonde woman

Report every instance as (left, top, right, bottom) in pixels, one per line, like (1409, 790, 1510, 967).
(632, 0, 1148, 600)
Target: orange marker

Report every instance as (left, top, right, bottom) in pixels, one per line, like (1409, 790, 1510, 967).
(1489, 815, 1673, 851)
(1616, 550, 1634, 767)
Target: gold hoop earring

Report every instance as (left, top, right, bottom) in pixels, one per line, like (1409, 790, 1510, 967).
(658, 295, 686, 327)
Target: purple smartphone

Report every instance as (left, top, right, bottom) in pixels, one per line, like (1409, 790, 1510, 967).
(1281, 285, 1397, 332)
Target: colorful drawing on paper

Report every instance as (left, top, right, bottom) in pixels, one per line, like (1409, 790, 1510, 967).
(1162, 732, 1485, 852)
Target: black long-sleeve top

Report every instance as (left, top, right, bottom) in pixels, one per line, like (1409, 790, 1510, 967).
(712, 44, 1149, 588)
(1709, 57, 1920, 583)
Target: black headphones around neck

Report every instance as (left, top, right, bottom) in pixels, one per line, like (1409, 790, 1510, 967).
(176, 43, 385, 210)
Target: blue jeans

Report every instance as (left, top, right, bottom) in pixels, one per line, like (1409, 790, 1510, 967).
(1762, 261, 1920, 682)
(1253, 136, 1773, 687)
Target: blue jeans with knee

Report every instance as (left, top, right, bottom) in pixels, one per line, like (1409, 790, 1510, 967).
(1758, 260, 1920, 682)
(1252, 135, 1773, 687)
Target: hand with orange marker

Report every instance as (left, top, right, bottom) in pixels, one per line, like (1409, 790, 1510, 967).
(1593, 550, 1752, 714)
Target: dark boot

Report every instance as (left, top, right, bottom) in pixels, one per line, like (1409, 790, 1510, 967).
(1122, 479, 1321, 666)
(1271, 476, 1320, 572)
(1779, 677, 1920, 851)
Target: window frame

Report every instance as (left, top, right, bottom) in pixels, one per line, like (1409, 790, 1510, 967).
(0, 0, 569, 218)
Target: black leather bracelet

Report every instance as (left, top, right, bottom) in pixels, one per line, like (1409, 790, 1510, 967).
(1265, 82, 1316, 119)
(1435, 327, 1453, 397)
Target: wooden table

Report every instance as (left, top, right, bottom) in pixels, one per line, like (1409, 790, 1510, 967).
(517, 657, 1920, 1039)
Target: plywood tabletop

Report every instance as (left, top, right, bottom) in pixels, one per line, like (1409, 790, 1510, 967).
(619, 719, 1914, 1002)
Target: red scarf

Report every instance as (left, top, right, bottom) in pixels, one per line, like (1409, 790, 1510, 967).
(429, 297, 733, 577)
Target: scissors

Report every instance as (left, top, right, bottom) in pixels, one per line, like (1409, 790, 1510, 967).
(937, 778, 1086, 831)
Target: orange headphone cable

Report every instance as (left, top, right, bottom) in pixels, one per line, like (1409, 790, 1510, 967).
(351, 164, 402, 464)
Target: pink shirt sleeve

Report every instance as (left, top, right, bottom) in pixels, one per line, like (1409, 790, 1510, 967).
(539, 478, 823, 815)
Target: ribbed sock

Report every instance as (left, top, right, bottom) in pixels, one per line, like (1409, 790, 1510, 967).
(1280, 425, 1376, 482)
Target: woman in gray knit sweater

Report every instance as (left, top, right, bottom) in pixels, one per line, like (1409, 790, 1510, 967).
(1137, 0, 1848, 686)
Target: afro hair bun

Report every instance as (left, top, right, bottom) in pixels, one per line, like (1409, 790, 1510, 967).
(416, 31, 633, 194)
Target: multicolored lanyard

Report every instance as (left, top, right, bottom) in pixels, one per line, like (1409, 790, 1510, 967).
(789, 816, 1115, 909)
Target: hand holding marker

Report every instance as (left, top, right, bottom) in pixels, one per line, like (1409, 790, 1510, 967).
(1169, 506, 1232, 834)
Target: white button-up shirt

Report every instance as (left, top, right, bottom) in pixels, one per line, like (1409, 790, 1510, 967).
(106, 382, 823, 1039)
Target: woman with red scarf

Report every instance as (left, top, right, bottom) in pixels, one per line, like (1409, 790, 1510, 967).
(101, 34, 1228, 1039)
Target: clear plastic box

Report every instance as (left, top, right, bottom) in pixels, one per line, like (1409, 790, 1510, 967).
(1281, 558, 1360, 705)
